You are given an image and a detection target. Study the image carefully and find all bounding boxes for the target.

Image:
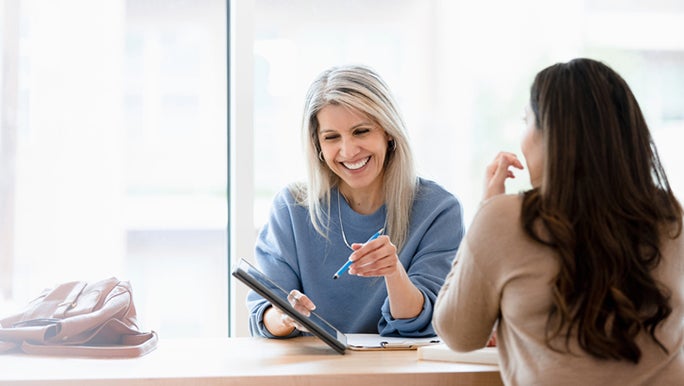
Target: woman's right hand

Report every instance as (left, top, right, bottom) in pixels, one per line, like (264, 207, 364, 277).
(483, 152, 524, 201)
(264, 290, 316, 336)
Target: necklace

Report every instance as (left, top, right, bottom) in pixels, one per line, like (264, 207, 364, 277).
(337, 189, 385, 251)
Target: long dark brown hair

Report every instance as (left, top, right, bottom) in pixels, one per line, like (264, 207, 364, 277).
(521, 58, 682, 363)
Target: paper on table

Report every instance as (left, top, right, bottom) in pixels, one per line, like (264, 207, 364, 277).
(417, 344, 499, 364)
(346, 333, 440, 351)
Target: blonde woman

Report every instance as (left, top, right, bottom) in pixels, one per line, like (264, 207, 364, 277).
(248, 65, 464, 338)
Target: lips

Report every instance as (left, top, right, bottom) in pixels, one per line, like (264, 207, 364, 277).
(342, 156, 370, 170)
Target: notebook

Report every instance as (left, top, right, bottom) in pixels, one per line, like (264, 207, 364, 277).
(417, 344, 499, 365)
(346, 333, 440, 351)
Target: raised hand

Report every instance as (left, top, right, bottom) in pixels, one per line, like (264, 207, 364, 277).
(483, 151, 524, 201)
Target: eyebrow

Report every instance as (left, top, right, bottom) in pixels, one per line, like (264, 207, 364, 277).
(319, 122, 374, 134)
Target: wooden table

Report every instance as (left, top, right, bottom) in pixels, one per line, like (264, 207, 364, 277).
(0, 337, 503, 386)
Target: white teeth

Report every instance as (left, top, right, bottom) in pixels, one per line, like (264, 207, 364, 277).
(343, 157, 370, 170)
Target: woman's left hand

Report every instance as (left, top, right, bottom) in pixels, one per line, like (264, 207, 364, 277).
(347, 235, 399, 277)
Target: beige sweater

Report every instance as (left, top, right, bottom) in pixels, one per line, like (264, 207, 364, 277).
(434, 194, 684, 386)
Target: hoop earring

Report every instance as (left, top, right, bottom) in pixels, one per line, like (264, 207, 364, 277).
(318, 150, 325, 162)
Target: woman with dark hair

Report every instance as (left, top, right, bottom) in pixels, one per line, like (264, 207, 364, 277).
(433, 58, 683, 385)
(248, 64, 464, 338)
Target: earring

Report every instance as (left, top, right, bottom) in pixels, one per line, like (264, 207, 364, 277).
(388, 139, 396, 152)
(318, 150, 324, 162)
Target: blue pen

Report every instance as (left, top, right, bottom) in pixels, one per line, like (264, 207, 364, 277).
(332, 228, 384, 280)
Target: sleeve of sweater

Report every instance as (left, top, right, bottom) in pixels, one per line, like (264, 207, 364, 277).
(378, 182, 466, 337)
(432, 194, 516, 351)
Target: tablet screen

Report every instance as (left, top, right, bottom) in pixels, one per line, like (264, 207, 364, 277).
(232, 258, 348, 354)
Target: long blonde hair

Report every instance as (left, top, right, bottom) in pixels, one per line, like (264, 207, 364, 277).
(291, 64, 417, 251)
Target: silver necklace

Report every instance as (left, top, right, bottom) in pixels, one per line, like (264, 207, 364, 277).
(337, 189, 385, 251)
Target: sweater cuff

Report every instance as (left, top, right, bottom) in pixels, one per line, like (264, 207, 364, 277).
(379, 291, 436, 337)
(250, 304, 301, 339)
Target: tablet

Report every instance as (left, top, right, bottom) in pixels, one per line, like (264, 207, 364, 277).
(232, 258, 348, 354)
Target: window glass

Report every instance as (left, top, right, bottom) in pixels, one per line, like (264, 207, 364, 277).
(0, 0, 227, 338)
(245, 1, 684, 337)
(252, 0, 684, 231)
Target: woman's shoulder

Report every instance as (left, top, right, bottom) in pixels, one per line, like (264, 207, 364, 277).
(269, 182, 303, 202)
(471, 194, 524, 232)
(416, 178, 461, 205)
(480, 192, 523, 210)
(461, 194, 528, 260)
(265, 183, 308, 215)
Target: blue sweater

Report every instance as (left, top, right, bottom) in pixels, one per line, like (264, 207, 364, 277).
(247, 178, 464, 337)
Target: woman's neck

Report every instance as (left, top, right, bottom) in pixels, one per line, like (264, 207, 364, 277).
(339, 185, 384, 215)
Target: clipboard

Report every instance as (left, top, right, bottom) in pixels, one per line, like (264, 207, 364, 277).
(347, 333, 441, 351)
(232, 258, 348, 354)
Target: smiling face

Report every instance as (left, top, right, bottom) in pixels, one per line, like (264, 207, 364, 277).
(317, 104, 390, 199)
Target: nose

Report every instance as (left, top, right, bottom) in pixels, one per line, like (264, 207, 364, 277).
(339, 136, 360, 158)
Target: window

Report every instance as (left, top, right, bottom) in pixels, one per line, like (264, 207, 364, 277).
(0, 0, 227, 338)
(3, 0, 682, 339)
(238, 0, 684, 334)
